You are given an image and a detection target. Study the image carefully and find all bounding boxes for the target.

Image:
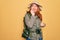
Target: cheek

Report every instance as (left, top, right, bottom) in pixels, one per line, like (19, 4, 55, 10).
(34, 7, 38, 12)
(31, 7, 38, 11)
(35, 7, 38, 10)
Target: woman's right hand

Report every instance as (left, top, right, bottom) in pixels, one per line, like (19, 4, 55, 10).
(30, 10, 35, 16)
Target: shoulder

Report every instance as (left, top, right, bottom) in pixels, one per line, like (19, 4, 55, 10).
(24, 11, 32, 18)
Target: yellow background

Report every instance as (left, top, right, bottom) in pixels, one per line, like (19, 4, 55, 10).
(0, 0, 60, 40)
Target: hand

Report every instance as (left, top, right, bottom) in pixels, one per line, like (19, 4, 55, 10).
(40, 22, 46, 27)
(30, 10, 35, 16)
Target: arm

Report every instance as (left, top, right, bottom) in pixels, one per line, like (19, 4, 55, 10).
(36, 18, 41, 29)
(24, 14, 36, 28)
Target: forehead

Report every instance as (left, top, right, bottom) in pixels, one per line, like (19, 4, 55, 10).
(30, 3, 40, 8)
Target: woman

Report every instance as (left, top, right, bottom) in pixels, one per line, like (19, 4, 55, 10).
(22, 3, 46, 40)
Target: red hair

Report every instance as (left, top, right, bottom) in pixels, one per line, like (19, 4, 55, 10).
(28, 3, 42, 21)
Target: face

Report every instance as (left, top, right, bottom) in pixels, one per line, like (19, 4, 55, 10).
(30, 4, 39, 13)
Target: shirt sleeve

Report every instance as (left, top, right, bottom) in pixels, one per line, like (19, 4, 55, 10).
(36, 18, 42, 29)
(24, 14, 36, 28)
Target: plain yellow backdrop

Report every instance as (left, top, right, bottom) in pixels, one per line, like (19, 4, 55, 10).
(0, 0, 60, 40)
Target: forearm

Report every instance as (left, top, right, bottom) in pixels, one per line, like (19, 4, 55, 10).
(25, 14, 36, 28)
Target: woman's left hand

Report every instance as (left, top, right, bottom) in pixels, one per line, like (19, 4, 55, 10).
(40, 22, 46, 27)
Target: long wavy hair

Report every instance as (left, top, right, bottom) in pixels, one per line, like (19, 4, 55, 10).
(27, 3, 42, 21)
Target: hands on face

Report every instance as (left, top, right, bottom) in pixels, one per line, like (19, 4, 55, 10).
(30, 10, 35, 16)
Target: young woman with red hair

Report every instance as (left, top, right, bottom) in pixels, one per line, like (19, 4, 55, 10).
(22, 3, 46, 40)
